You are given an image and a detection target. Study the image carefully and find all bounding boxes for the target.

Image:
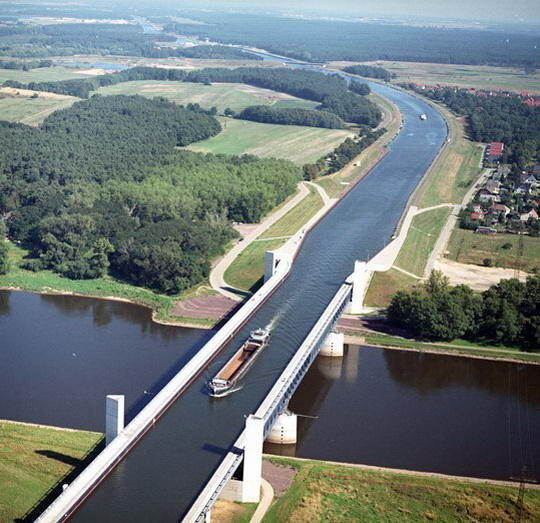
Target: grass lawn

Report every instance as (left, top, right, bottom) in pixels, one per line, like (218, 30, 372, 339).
(95, 81, 317, 113)
(413, 109, 484, 208)
(0, 67, 89, 83)
(394, 207, 452, 277)
(187, 117, 352, 165)
(223, 238, 284, 292)
(264, 457, 540, 522)
(364, 268, 419, 308)
(0, 94, 76, 125)
(259, 186, 323, 239)
(225, 187, 324, 291)
(0, 421, 101, 522)
(446, 229, 540, 273)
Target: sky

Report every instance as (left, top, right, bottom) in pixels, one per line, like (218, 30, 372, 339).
(198, 0, 540, 25)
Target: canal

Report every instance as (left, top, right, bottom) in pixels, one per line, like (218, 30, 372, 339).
(2, 64, 537, 521)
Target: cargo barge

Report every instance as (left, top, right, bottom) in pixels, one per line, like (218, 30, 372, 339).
(208, 328, 271, 397)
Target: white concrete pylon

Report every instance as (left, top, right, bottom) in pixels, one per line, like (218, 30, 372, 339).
(105, 395, 125, 446)
(347, 260, 370, 314)
(266, 410, 297, 445)
(242, 415, 264, 503)
(320, 331, 344, 357)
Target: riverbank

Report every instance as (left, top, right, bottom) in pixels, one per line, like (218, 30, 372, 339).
(262, 456, 540, 522)
(0, 421, 101, 522)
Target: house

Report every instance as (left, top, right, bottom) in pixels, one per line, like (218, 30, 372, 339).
(519, 173, 538, 186)
(485, 180, 501, 194)
(532, 164, 540, 177)
(472, 204, 483, 213)
(470, 212, 484, 221)
(478, 189, 500, 203)
(520, 209, 539, 222)
(487, 142, 504, 156)
(515, 184, 531, 196)
(490, 203, 511, 217)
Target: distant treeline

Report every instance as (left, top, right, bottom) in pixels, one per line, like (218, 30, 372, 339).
(303, 128, 385, 179)
(0, 59, 53, 71)
(165, 13, 540, 68)
(176, 45, 260, 61)
(388, 271, 540, 352)
(4, 65, 382, 127)
(236, 105, 346, 129)
(0, 95, 301, 293)
(342, 65, 395, 82)
(404, 84, 540, 170)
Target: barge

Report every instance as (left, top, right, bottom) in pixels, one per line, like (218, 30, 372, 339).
(208, 328, 271, 397)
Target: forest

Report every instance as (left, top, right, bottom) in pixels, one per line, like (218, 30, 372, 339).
(0, 59, 53, 71)
(387, 271, 540, 352)
(4, 65, 382, 127)
(165, 12, 540, 68)
(0, 95, 301, 293)
(405, 85, 540, 169)
(342, 65, 395, 82)
(236, 106, 346, 129)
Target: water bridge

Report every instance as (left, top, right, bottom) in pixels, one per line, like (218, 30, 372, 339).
(37, 74, 448, 522)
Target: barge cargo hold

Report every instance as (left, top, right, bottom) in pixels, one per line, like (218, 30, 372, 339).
(208, 329, 271, 397)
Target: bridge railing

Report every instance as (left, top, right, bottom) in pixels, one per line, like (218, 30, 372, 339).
(184, 277, 353, 522)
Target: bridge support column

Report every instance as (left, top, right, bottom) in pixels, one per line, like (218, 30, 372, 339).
(105, 395, 124, 446)
(204, 509, 212, 523)
(242, 415, 264, 503)
(320, 331, 344, 357)
(266, 410, 297, 445)
(264, 251, 279, 282)
(347, 260, 370, 314)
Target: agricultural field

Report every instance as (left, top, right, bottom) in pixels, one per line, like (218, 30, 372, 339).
(394, 207, 452, 277)
(333, 60, 540, 94)
(0, 66, 89, 83)
(187, 117, 352, 165)
(0, 89, 77, 126)
(0, 421, 101, 521)
(264, 458, 540, 522)
(95, 81, 318, 113)
(446, 229, 540, 273)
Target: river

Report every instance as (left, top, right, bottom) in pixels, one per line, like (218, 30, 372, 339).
(2, 59, 537, 520)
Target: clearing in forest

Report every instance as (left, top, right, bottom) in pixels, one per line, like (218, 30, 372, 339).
(95, 81, 318, 113)
(187, 117, 352, 165)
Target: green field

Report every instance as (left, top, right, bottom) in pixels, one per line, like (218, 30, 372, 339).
(333, 60, 540, 94)
(413, 109, 484, 208)
(95, 81, 317, 113)
(0, 94, 76, 125)
(0, 66, 89, 83)
(0, 421, 101, 521)
(394, 207, 452, 277)
(188, 117, 352, 165)
(364, 267, 418, 308)
(447, 229, 540, 273)
(225, 187, 324, 291)
(264, 457, 540, 522)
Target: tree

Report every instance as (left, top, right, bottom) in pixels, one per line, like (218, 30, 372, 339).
(0, 241, 9, 275)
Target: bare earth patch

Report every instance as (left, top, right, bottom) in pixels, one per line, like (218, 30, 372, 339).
(263, 459, 297, 496)
(436, 258, 528, 291)
(0, 87, 76, 100)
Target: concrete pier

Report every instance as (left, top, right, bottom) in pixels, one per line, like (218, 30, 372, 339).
(320, 331, 344, 357)
(266, 410, 297, 445)
(347, 261, 371, 314)
(105, 395, 124, 446)
(242, 415, 264, 503)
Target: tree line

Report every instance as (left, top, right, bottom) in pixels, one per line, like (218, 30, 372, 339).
(404, 85, 540, 170)
(0, 59, 53, 71)
(4, 65, 382, 127)
(342, 65, 395, 82)
(236, 105, 346, 129)
(388, 271, 540, 352)
(0, 95, 301, 293)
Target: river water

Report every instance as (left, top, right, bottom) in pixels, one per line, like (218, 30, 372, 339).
(2, 61, 538, 520)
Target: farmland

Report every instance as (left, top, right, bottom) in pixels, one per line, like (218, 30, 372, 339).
(95, 81, 318, 113)
(0, 66, 89, 83)
(187, 117, 352, 165)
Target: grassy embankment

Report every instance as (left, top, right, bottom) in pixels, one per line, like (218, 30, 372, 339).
(314, 90, 402, 198)
(365, 103, 484, 307)
(224, 186, 324, 291)
(331, 60, 540, 94)
(263, 457, 540, 522)
(447, 229, 540, 273)
(0, 421, 101, 522)
(344, 332, 540, 365)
